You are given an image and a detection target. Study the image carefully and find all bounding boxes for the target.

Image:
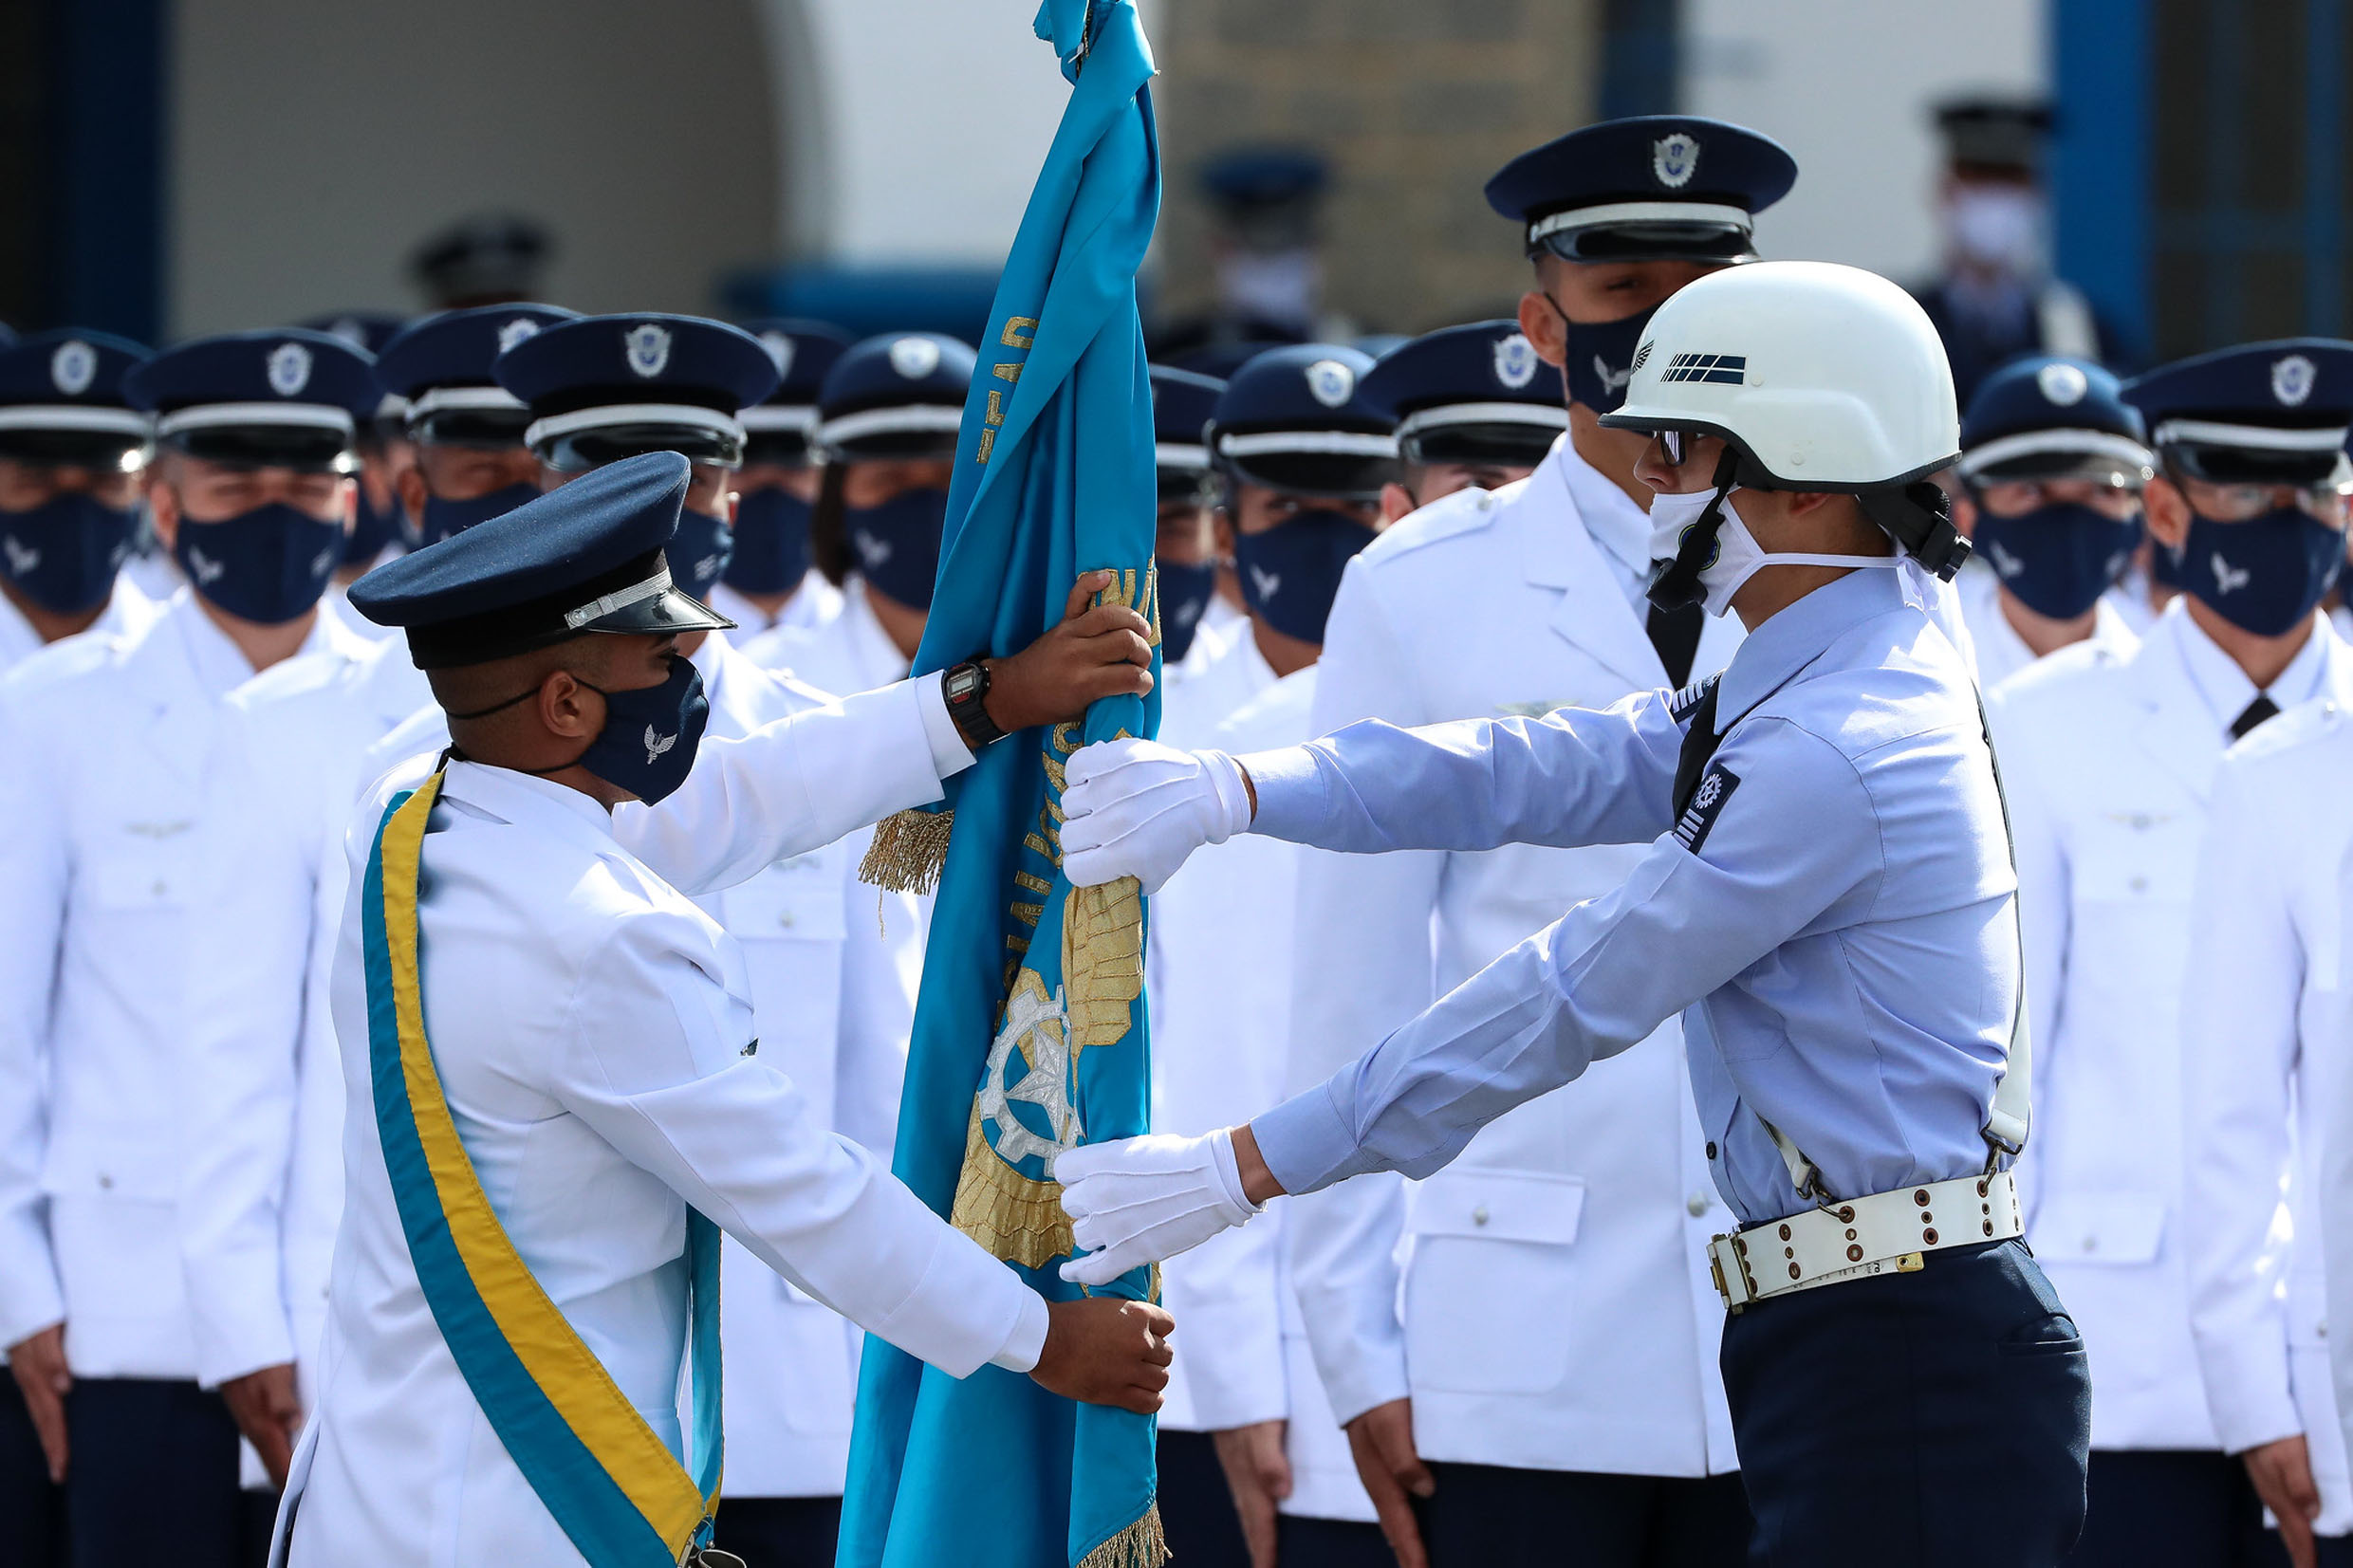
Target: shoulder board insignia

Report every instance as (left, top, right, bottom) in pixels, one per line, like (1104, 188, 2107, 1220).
(1669, 673, 1720, 726)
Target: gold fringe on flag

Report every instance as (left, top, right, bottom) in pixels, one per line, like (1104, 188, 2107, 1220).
(859, 807, 955, 895)
(1077, 1503, 1169, 1568)
(948, 1107, 1073, 1267)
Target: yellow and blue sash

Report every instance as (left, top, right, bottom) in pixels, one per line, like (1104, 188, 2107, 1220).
(361, 771, 723, 1566)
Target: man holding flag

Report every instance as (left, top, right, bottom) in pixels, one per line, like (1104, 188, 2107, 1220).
(839, 3, 1176, 1566)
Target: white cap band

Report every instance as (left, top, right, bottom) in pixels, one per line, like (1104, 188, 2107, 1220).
(1155, 441, 1210, 470)
(817, 404, 964, 448)
(1957, 428, 2156, 480)
(405, 385, 528, 423)
(1217, 430, 1400, 460)
(741, 405, 821, 434)
(1395, 401, 1571, 442)
(0, 405, 152, 439)
(2151, 418, 2351, 454)
(1529, 200, 1753, 245)
(156, 402, 355, 440)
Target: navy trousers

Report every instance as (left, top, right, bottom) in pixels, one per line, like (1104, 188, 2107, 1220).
(2064, 1448, 2353, 1568)
(711, 1494, 843, 1567)
(1, 1376, 67, 1566)
(1415, 1463, 1751, 1567)
(61, 1377, 245, 1568)
(1158, 1428, 1251, 1568)
(1278, 1512, 1397, 1567)
(1720, 1239, 2091, 1567)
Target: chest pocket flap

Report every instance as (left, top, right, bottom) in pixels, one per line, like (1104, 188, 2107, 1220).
(1406, 1168, 1585, 1246)
(720, 852, 847, 943)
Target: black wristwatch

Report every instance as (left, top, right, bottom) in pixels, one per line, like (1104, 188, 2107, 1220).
(943, 657, 1008, 750)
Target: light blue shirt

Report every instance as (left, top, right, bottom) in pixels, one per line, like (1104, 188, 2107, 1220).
(1244, 566, 2021, 1226)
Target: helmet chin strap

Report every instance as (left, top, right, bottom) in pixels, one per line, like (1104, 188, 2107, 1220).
(1644, 446, 1745, 611)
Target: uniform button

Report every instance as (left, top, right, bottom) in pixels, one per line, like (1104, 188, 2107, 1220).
(2128, 876, 2148, 895)
(97, 1173, 113, 1190)
(151, 880, 168, 897)
(1687, 1193, 1711, 1217)
(1705, 1142, 1718, 1160)
(778, 912, 796, 929)
(1471, 1205, 1490, 1227)
(2082, 1235, 2097, 1254)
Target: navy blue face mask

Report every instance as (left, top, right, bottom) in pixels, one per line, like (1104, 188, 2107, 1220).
(1547, 294, 1658, 415)
(458, 654, 710, 805)
(0, 493, 138, 615)
(724, 487, 814, 597)
(1233, 507, 1376, 645)
(417, 482, 539, 549)
(174, 503, 343, 625)
(2176, 506, 2346, 636)
(845, 487, 949, 611)
(667, 507, 735, 606)
(1972, 502, 2140, 620)
(1157, 560, 1217, 663)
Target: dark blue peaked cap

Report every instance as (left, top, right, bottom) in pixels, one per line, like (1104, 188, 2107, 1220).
(1150, 365, 1224, 478)
(125, 328, 378, 471)
(2125, 338, 2353, 486)
(737, 319, 854, 464)
(1958, 357, 2151, 485)
(496, 313, 779, 470)
(817, 332, 976, 462)
(1360, 321, 1567, 469)
(349, 451, 732, 668)
(0, 328, 152, 462)
(1209, 343, 1398, 499)
(376, 304, 579, 445)
(1486, 116, 1796, 266)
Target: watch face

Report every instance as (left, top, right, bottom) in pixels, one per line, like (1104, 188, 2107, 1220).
(948, 662, 985, 700)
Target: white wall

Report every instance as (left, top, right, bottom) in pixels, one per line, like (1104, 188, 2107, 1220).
(1681, 0, 2047, 282)
(785, 0, 1078, 266)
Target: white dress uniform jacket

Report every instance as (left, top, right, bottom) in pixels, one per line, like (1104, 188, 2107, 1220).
(2180, 678, 2353, 1535)
(308, 636, 931, 1500)
(1287, 444, 1743, 1480)
(709, 570, 843, 645)
(284, 678, 1041, 1567)
(0, 575, 158, 673)
(741, 578, 908, 696)
(0, 592, 370, 1370)
(1988, 600, 2346, 1449)
(1957, 559, 2139, 692)
(1150, 666, 1375, 1524)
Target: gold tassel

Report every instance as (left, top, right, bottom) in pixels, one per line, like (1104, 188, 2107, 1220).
(858, 807, 954, 895)
(948, 1108, 1074, 1267)
(1076, 1504, 1168, 1568)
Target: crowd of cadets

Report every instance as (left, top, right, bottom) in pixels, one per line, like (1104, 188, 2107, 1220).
(4, 101, 2350, 1568)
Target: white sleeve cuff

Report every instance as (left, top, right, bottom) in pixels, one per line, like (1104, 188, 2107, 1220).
(991, 1287, 1051, 1374)
(915, 671, 978, 781)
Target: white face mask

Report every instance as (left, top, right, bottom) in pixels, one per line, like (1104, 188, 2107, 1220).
(1647, 484, 1901, 617)
(1945, 185, 2045, 274)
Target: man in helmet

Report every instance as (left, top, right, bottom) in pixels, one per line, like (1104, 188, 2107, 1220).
(1046, 260, 2089, 1568)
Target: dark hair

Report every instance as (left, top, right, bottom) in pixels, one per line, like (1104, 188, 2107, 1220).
(808, 462, 852, 586)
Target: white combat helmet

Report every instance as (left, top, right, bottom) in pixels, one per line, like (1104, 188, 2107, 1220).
(1602, 260, 1972, 599)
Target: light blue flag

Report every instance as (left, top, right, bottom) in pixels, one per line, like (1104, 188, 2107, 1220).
(838, 4, 1166, 1566)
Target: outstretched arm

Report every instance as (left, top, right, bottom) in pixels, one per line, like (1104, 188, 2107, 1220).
(1061, 688, 1688, 891)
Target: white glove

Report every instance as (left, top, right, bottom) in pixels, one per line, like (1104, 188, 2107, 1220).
(1055, 1129, 1260, 1287)
(1062, 739, 1251, 894)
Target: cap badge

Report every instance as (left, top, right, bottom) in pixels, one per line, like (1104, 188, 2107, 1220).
(49, 340, 97, 397)
(760, 331, 796, 379)
(1652, 132, 1700, 190)
(496, 316, 544, 353)
(624, 323, 673, 379)
(889, 336, 942, 379)
(2272, 353, 2317, 407)
(1306, 358, 1355, 408)
(267, 341, 313, 397)
(1492, 333, 1539, 390)
(2036, 361, 2089, 406)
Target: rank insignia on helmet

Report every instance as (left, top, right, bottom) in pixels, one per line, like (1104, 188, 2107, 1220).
(624, 323, 673, 378)
(49, 340, 96, 396)
(496, 315, 545, 353)
(267, 341, 314, 397)
(2272, 353, 2317, 407)
(1673, 762, 1740, 853)
(1492, 333, 1539, 390)
(2035, 361, 2089, 406)
(889, 335, 943, 379)
(1653, 131, 1701, 189)
(1306, 358, 1356, 408)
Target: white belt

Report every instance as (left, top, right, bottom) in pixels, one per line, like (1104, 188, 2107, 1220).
(1707, 1170, 2023, 1314)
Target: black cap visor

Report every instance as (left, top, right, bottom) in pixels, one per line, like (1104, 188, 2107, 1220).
(1532, 213, 1755, 267)
(399, 546, 732, 668)
(2157, 423, 2351, 488)
(1400, 419, 1564, 470)
(0, 427, 148, 468)
(164, 424, 356, 474)
(410, 406, 534, 451)
(539, 421, 744, 470)
(744, 431, 816, 467)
